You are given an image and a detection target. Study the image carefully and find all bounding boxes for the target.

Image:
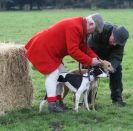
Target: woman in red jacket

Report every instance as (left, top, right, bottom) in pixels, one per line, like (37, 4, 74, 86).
(25, 13, 104, 113)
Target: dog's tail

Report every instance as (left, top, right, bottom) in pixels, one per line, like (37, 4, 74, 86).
(44, 93, 47, 100)
(57, 75, 67, 82)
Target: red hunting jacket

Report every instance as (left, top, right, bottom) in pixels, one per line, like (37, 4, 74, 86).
(25, 17, 97, 75)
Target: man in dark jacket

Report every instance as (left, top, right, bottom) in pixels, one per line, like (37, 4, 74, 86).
(87, 23, 129, 106)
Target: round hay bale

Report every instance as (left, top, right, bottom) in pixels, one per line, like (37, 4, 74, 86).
(0, 44, 33, 115)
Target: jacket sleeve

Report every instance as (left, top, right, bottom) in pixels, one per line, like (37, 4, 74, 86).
(66, 26, 93, 66)
(87, 47, 97, 58)
(109, 46, 124, 70)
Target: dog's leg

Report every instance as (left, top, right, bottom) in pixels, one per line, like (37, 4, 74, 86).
(75, 88, 84, 112)
(62, 85, 69, 99)
(75, 91, 82, 112)
(83, 90, 90, 111)
(74, 79, 88, 112)
(91, 88, 96, 111)
(91, 81, 98, 111)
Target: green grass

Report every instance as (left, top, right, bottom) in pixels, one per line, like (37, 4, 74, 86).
(0, 9, 133, 131)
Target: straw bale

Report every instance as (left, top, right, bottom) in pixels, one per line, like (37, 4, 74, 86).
(0, 44, 33, 115)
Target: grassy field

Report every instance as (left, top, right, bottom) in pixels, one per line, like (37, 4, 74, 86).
(0, 9, 133, 131)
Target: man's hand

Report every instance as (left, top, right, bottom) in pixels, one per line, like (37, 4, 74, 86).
(91, 57, 101, 66)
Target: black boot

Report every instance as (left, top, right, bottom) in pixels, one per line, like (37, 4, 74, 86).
(57, 100, 69, 110)
(112, 100, 126, 106)
(48, 102, 64, 113)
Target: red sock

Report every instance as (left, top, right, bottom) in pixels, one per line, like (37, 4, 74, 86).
(57, 95, 62, 101)
(47, 96, 57, 103)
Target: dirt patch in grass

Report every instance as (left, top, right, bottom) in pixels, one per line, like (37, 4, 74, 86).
(49, 122, 63, 131)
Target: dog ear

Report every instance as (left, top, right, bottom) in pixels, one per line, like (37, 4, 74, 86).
(93, 67, 103, 77)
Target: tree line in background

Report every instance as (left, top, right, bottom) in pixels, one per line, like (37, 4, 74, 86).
(0, 0, 133, 10)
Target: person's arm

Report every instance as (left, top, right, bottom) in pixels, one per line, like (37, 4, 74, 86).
(109, 46, 124, 70)
(86, 47, 97, 58)
(66, 26, 93, 66)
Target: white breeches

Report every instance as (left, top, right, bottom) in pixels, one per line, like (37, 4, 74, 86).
(45, 64, 65, 97)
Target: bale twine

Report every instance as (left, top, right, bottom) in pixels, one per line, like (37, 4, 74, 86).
(0, 44, 33, 115)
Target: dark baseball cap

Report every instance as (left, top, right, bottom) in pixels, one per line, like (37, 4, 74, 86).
(112, 26, 129, 46)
